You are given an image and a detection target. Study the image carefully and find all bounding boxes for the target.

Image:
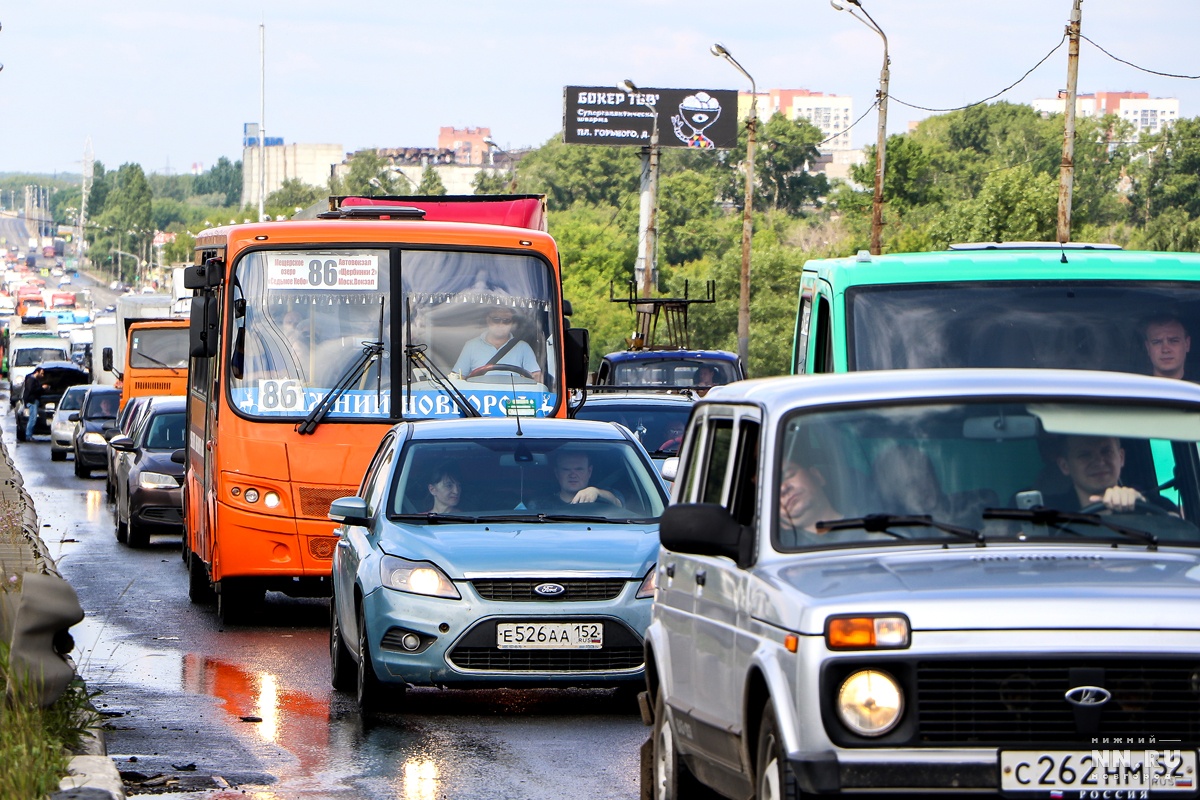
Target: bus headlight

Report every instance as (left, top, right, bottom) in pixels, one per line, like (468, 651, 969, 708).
(139, 472, 177, 489)
(263, 491, 281, 508)
(380, 555, 459, 599)
(244, 488, 259, 503)
(837, 669, 903, 737)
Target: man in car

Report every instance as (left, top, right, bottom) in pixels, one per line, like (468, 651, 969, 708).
(1143, 314, 1192, 381)
(538, 450, 623, 508)
(1046, 434, 1176, 513)
(452, 309, 542, 384)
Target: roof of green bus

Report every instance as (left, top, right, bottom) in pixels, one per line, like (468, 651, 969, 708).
(802, 248, 1200, 287)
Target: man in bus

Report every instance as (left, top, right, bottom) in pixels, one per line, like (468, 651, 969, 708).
(1143, 313, 1192, 381)
(452, 309, 541, 384)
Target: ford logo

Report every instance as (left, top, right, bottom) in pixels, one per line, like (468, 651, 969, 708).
(534, 583, 565, 597)
(1064, 686, 1112, 707)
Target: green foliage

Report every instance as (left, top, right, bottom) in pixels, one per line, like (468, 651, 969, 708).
(930, 163, 1057, 246)
(473, 169, 510, 195)
(266, 178, 324, 215)
(163, 230, 197, 264)
(194, 157, 243, 207)
(418, 166, 447, 196)
(516, 136, 641, 208)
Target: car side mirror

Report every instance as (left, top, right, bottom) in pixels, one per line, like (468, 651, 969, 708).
(659, 503, 753, 568)
(68, 412, 79, 422)
(170, 449, 186, 464)
(108, 435, 135, 452)
(660, 457, 679, 483)
(328, 496, 370, 526)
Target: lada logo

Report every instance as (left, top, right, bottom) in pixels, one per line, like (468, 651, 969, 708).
(534, 582, 565, 597)
(1064, 686, 1112, 707)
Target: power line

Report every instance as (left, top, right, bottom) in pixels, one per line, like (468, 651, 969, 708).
(890, 32, 1068, 114)
(1080, 34, 1200, 80)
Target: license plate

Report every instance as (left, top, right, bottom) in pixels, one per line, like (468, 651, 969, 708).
(1000, 749, 1197, 793)
(496, 622, 603, 650)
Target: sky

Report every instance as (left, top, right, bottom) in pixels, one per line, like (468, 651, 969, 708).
(1, 1, 1199, 177)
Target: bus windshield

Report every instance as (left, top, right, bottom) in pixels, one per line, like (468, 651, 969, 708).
(849, 282, 1200, 375)
(228, 248, 559, 420)
(130, 327, 190, 369)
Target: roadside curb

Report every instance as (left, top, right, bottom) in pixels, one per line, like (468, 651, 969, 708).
(0, 435, 126, 800)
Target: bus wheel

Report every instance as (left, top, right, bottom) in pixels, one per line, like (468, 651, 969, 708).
(217, 579, 264, 625)
(187, 552, 216, 605)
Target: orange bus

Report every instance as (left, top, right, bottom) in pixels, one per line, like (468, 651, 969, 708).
(182, 195, 589, 622)
(103, 319, 190, 409)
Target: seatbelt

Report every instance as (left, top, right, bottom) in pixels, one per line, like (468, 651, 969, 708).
(468, 337, 521, 377)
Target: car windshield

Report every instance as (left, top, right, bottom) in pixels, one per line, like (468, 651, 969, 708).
(610, 358, 736, 388)
(573, 403, 692, 456)
(82, 392, 120, 419)
(388, 438, 666, 522)
(142, 412, 185, 450)
(58, 387, 86, 411)
(775, 399, 1200, 550)
(849, 281, 1200, 373)
(14, 347, 67, 367)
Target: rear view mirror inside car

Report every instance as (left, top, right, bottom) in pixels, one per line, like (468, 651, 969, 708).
(962, 414, 1038, 440)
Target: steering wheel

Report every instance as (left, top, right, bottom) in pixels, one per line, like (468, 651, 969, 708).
(467, 364, 535, 380)
(1079, 498, 1172, 517)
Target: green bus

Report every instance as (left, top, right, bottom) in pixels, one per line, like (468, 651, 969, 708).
(792, 243, 1200, 380)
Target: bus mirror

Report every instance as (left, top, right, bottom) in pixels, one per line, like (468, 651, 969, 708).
(189, 297, 219, 358)
(101, 347, 113, 373)
(565, 327, 590, 390)
(562, 299, 573, 317)
(184, 258, 224, 290)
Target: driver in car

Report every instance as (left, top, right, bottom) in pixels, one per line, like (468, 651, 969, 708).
(1046, 434, 1177, 513)
(451, 309, 541, 383)
(536, 450, 623, 509)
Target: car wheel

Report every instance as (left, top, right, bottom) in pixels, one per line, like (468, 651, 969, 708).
(16, 423, 26, 442)
(356, 601, 402, 714)
(755, 699, 802, 800)
(187, 551, 216, 605)
(50, 448, 66, 462)
(329, 591, 357, 692)
(651, 684, 714, 800)
(217, 578, 264, 625)
(127, 519, 149, 548)
(105, 477, 114, 502)
(114, 509, 128, 544)
(74, 457, 89, 478)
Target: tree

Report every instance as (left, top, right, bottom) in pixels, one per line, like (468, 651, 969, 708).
(751, 114, 828, 214)
(472, 169, 509, 195)
(194, 157, 242, 207)
(516, 136, 641, 209)
(329, 150, 400, 197)
(267, 178, 323, 212)
(930, 163, 1056, 246)
(418, 166, 447, 196)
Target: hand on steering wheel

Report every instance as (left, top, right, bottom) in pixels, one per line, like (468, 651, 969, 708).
(467, 364, 534, 380)
(1079, 498, 1172, 517)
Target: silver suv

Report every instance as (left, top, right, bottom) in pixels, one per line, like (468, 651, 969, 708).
(643, 369, 1200, 798)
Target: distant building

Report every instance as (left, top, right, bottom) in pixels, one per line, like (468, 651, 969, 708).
(1032, 91, 1180, 137)
(241, 124, 344, 210)
(737, 88, 863, 181)
(437, 127, 492, 166)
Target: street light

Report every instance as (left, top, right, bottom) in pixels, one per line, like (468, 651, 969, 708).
(831, 0, 889, 255)
(483, 137, 518, 193)
(711, 42, 757, 370)
(620, 79, 660, 300)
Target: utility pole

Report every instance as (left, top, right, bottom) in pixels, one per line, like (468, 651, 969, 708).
(1057, 0, 1083, 243)
(621, 80, 660, 302)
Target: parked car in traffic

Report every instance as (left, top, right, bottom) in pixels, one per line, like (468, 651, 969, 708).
(49, 384, 89, 461)
(328, 418, 667, 714)
(71, 386, 121, 478)
(645, 369, 1200, 799)
(16, 361, 89, 443)
(109, 396, 186, 548)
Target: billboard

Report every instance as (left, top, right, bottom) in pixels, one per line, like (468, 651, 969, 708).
(563, 86, 739, 150)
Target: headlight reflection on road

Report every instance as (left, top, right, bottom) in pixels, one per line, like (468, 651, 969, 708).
(85, 490, 104, 522)
(402, 759, 438, 800)
(255, 672, 280, 743)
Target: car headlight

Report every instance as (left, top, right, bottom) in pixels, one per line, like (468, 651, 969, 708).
(837, 669, 904, 737)
(139, 471, 178, 489)
(379, 555, 460, 599)
(83, 432, 107, 446)
(636, 564, 657, 599)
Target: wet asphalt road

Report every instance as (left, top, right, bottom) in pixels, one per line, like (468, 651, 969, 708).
(3, 409, 647, 799)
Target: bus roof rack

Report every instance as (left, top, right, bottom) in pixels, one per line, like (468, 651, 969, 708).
(316, 205, 427, 220)
(948, 241, 1123, 251)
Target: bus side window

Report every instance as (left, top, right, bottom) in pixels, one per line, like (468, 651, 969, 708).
(812, 294, 833, 374)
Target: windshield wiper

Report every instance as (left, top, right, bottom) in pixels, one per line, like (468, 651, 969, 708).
(817, 513, 985, 544)
(134, 352, 181, 374)
(392, 513, 481, 524)
(404, 343, 480, 418)
(295, 339, 384, 435)
(982, 507, 1158, 548)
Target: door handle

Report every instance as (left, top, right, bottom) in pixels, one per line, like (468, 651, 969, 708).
(665, 563, 675, 579)
(695, 569, 706, 587)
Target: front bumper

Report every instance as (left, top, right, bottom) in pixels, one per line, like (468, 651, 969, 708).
(75, 441, 108, 468)
(129, 485, 183, 531)
(362, 581, 651, 688)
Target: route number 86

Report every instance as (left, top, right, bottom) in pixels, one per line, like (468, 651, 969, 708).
(259, 379, 305, 411)
(308, 259, 338, 287)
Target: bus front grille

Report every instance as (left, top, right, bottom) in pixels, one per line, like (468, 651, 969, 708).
(297, 486, 352, 517)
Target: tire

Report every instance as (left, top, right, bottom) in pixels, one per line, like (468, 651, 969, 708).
(127, 518, 149, 548)
(187, 552, 216, 605)
(356, 601, 402, 714)
(115, 513, 128, 544)
(217, 578, 264, 625)
(50, 448, 66, 462)
(755, 699, 802, 800)
(16, 422, 26, 442)
(650, 684, 714, 800)
(329, 591, 356, 692)
(74, 456, 89, 478)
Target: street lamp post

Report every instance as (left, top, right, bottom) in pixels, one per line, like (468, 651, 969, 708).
(832, 0, 889, 255)
(620, 79, 659, 300)
(711, 42, 757, 371)
(483, 137, 518, 193)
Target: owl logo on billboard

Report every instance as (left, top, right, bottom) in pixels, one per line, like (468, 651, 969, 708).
(672, 92, 723, 149)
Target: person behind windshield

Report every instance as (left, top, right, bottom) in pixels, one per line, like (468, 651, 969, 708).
(92, 394, 119, 419)
(452, 308, 542, 384)
(1143, 313, 1191, 381)
(659, 421, 685, 453)
(871, 443, 996, 525)
(538, 450, 622, 508)
(427, 463, 462, 514)
(694, 365, 721, 396)
(778, 457, 841, 541)
(1044, 434, 1176, 513)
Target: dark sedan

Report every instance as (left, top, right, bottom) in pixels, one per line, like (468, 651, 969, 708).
(71, 386, 121, 478)
(109, 396, 186, 548)
(105, 395, 154, 501)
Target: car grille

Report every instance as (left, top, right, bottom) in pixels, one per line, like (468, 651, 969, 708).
(448, 647, 643, 672)
(140, 507, 183, 524)
(915, 658, 1200, 745)
(471, 579, 628, 602)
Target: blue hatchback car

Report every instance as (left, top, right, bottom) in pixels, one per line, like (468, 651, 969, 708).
(328, 418, 668, 713)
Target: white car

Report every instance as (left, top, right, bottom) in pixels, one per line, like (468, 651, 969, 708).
(49, 385, 89, 461)
(645, 369, 1200, 799)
